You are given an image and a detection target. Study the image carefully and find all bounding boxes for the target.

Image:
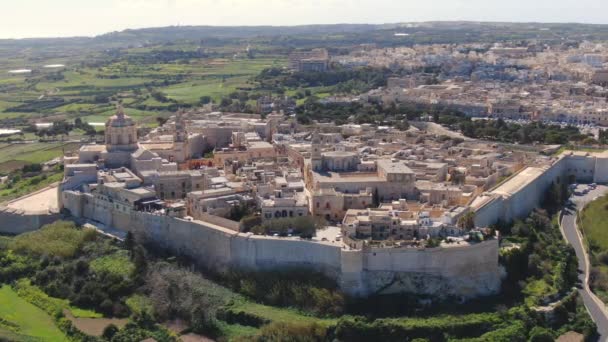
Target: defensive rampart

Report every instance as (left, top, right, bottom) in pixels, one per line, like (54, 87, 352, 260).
(62, 189, 501, 298)
(475, 152, 608, 227)
(0, 185, 61, 235)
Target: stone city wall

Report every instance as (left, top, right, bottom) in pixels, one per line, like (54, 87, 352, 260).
(358, 239, 501, 298)
(474, 153, 608, 228)
(0, 185, 62, 235)
(475, 158, 566, 227)
(0, 207, 60, 235)
(62, 189, 500, 298)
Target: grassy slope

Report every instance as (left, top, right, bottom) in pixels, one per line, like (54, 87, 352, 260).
(581, 195, 608, 302)
(581, 195, 608, 252)
(0, 285, 66, 341)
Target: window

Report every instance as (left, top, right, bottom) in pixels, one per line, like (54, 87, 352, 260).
(325, 202, 331, 209)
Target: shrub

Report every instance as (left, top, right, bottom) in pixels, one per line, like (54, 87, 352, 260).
(597, 251, 608, 266)
(102, 324, 119, 340)
(11, 221, 97, 258)
(528, 326, 555, 342)
(252, 216, 322, 237)
(242, 322, 328, 342)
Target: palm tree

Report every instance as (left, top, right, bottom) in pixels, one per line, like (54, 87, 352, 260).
(458, 211, 475, 231)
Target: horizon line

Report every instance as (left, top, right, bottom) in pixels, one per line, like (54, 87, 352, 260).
(3, 19, 608, 41)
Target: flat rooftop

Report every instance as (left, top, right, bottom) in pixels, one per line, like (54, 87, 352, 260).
(376, 159, 414, 174)
(80, 144, 106, 152)
(7, 186, 58, 213)
(314, 171, 382, 184)
(492, 166, 546, 197)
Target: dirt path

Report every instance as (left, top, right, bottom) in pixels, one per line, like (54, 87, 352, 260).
(63, 310, 128, 336)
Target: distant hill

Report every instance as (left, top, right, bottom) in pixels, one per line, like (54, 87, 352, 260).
(4, 21, 608, 57)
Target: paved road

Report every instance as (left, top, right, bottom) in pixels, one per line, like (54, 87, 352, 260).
(561, 184, 608, 340)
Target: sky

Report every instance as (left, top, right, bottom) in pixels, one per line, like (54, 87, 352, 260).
(1, 0, 607, 39)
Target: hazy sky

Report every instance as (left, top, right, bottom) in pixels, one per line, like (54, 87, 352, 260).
(2, 0, 607, 39)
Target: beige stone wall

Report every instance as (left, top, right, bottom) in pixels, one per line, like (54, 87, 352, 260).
(0, 207, 60, 234)
(61, 190, 500, 298)
(354, 240, 501, 298)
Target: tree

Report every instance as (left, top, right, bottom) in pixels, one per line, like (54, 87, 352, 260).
(450, 169, 466, 185)
(102, 324, 119, 340)
(155, 117, 168, 127)
(199, 95, 212, 105)
(457, 211, 475, 230)
(132, 245, 148, 279)
(372, 188, 380, 206)
(125, 231, 135, 257)
(528, 326, 554, 342)
(432, 112, 440, 123)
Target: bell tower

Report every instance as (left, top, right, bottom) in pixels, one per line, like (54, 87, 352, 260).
(173, 110, 188, 162)
(311, 130, 323, 172)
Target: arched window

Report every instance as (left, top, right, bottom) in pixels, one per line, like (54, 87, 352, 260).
(275, 211, 281, 218)
(282, 210, 288, 217)
(325, 202, 331, 209)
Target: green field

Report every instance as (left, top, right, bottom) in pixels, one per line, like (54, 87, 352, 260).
(0, 142, 79, 164)
(90, 250, 135, 278)
(581, 195, 608, 304)
(0, 52, 286, 130)
(0, 285, 66, 341)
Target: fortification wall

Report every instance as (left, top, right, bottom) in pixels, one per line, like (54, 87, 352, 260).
(595, 156, 608, 183)
(475, 158, 566, 227)
(503, 159, 565, 222)
(62, 189, 499, 298)
(0, 207, 60, 234)
(0, 185, 62, 235)
(230, 235, 341, 275)
(358, 239, 501, 298)
(474, 195, 504, 228)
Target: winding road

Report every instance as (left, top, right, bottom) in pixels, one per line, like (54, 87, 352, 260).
(560, 184, 608, 340)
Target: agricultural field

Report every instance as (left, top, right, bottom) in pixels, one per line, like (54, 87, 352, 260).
(0, 45, 286, 171)
(0, 142, 81, 174)
(0, 49, 286, 126)
(0, 285, 66, 341)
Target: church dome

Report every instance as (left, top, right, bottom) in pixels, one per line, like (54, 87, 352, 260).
(106, 105, 135, 128)
(105, 105, 138, 152)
